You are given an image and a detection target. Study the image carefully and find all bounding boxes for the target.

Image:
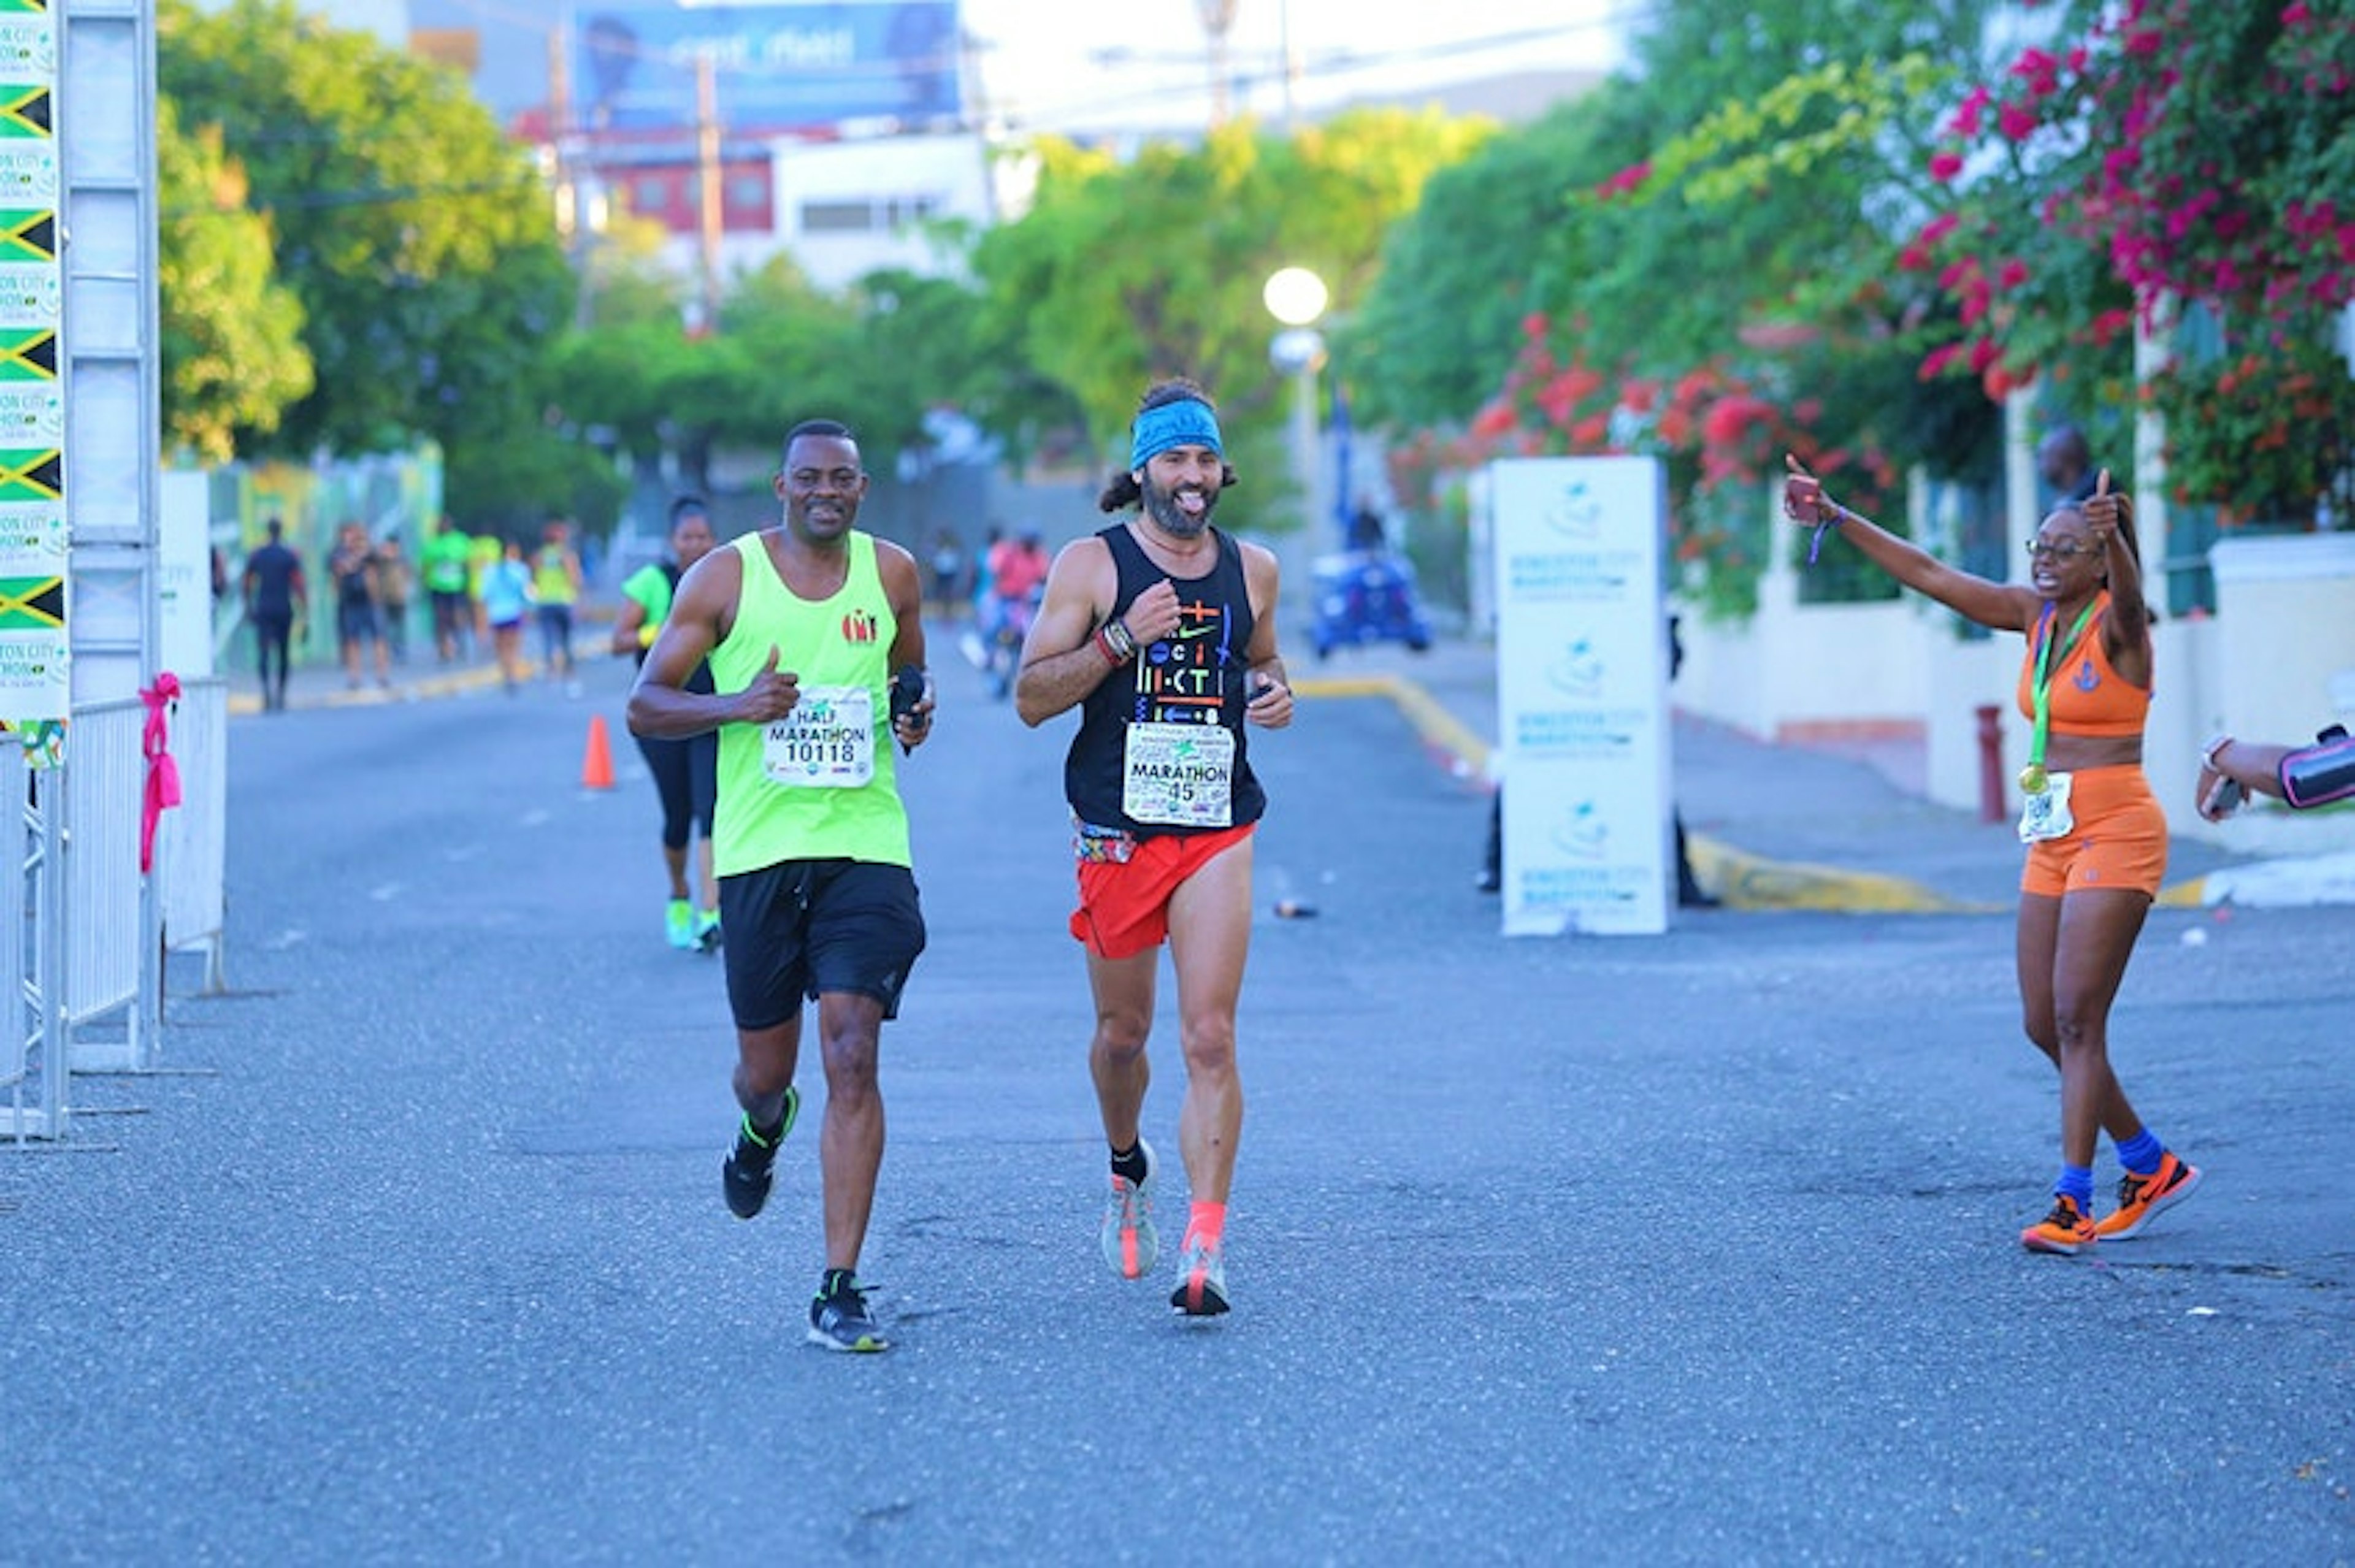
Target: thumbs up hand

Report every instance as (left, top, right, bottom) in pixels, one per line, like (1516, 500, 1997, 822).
(2082, 468, 2132, 545)
(735, 644, 802, 724)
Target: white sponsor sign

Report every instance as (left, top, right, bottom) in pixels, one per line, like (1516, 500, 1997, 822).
(1490, 456, 1670, 936)
(159, 470, 213, 679)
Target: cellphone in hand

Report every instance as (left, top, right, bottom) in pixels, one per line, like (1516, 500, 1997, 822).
(889, 665, 926, 752)
(2201, 774, 2245, 818)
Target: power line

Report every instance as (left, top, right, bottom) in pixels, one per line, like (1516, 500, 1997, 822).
(992, 8, 1659, 132)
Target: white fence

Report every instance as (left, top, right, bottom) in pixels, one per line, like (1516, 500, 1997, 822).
(64, 698, 142, 1055)
(156, 678, 228, 993)
(2, 737, 63, 1143)
(3, 677, 229, 1138)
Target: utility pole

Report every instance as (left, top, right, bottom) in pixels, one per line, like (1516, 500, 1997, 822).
(695, 48, 722, 335)
(1277, 0, 1299, 128)
(1197, 0, 1237, 128)
(550, 23, 594, 329)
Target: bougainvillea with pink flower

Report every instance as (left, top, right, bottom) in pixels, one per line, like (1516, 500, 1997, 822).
(1913, 0, 2355, 521)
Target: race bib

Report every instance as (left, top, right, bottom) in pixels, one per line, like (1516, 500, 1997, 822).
(1122, 721, 1236, 828)
(2016, 770, 2076, 843)
(763, 684, 875, 788)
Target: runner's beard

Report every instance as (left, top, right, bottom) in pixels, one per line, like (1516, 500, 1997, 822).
(1144, 475, 1218, 538)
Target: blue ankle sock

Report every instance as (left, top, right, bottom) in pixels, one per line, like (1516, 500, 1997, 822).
(2054, 1165, 2095, 1212)
(2115, 1128, 2164, 1177)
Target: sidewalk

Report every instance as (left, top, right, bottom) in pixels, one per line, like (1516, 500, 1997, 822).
(1291, 634, 2322, 912)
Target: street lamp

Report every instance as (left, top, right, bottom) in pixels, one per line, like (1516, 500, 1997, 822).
(1263, 266, 1328, 538)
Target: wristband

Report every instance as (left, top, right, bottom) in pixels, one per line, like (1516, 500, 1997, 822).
(1093, 626, 1130, 667)
(2201, 734, 2234, 771)
(1097, 617, 1136, 664)
(637, 622, 657, 649)
(1806, 502, 1847, 567)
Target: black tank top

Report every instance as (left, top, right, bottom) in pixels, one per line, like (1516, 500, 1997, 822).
(1065, 523, 1266, 837)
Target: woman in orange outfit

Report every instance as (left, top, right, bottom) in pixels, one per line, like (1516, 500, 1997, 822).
(1780, 454, 2200, 1255)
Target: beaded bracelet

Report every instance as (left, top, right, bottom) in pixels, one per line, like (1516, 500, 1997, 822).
(1094, 619, 1136, 667)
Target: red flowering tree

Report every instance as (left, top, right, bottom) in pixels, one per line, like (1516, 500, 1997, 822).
(1912, 1, 2355, 524)
(1432, 312, 1911, 617)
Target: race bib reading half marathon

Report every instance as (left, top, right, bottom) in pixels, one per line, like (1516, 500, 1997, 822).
(1122, 721, 1235, 828)
(764, 684, 875, 788)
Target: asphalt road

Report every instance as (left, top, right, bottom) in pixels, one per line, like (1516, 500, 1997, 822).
(5, 648, 2350, 1564)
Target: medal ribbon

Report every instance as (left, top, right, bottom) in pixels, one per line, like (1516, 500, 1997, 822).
(2022, 600, 2098, 792)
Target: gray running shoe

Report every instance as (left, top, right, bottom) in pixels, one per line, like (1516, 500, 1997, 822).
(1170, 1235, 1229, 1317)
(1100, 1139, 1160, 1279)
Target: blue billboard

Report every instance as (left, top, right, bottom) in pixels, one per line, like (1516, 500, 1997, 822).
(573, 2, 962, 137)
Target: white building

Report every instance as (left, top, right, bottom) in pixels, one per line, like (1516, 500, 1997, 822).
(654, 127, 1027, 293)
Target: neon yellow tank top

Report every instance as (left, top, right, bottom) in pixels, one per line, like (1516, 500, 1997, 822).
(532, 545, 577, 605)
(708, 530, 908, 876)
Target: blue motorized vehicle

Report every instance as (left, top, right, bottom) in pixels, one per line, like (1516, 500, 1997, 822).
(1309, 548, 1431, 659)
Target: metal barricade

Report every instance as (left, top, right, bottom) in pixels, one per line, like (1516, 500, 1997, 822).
(3, 738, 66, 1142)
(62, 698, 145, 1073)
(155, 677, 227, 995)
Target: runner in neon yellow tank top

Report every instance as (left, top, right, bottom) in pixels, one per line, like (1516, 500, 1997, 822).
(627, 419, 935, 1354)
(611, 495, 723, 952)
(532, 516, 584, 682)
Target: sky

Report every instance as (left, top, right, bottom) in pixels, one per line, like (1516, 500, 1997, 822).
(958, 0, 1633, 133)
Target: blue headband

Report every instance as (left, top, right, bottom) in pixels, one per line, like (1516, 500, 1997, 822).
(1130, 399, 1223, 471)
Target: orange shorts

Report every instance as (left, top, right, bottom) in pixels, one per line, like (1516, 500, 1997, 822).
(1070, 822, 1256, 960)
(2020, 764, 2167, 898)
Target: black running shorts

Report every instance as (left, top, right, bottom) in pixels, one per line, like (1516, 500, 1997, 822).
(718, 859, 925, 1032)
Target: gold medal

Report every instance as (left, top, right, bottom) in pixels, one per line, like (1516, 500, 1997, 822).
(2018, 763, 2048, 795)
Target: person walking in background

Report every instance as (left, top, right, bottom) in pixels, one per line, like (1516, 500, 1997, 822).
(1015, 377, 1295, 1319)
(612, 495, 724, 952)
(329, 520, 389, 690)
(422, 515, 475, 664)
(2036, 424, 2100, 507)
(467, 527, 504, 648)
(373, 529, 413, 666)
(241, 516, 307, 713)
(479, 538, 534, 693)
(627, 419, 935, 1354)
(532, 516, 584, 686)
(927, 527, 966, 619)
(1783, 453, 2199, 1255)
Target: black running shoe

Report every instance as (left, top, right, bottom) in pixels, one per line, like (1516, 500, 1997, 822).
(721, 1088, 797, 1220)
(806, 1276, 889, 1353)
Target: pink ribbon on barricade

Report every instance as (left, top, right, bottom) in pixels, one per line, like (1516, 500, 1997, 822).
(140, 671, 184, 874)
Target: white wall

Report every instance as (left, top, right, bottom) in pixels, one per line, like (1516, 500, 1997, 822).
(1678, 485, 2355, 855)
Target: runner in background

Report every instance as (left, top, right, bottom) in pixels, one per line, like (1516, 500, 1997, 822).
(611, 496, 724, 951)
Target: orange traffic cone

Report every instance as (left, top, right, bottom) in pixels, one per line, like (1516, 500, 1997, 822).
(581, 713, 616, 790)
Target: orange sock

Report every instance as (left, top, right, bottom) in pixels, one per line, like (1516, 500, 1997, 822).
(1184, 1201, 1227, 1250)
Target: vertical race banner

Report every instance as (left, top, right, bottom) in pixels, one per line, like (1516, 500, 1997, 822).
(0, 0, 63, 733)
(1490, 456, 1669, 936)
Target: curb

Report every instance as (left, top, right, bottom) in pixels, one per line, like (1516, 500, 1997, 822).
(226, 661, 532, 717)
(1295, 669, 1990, 916)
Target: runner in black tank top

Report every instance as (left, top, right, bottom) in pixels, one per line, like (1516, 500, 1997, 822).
(1011, 376, 1295, 1320)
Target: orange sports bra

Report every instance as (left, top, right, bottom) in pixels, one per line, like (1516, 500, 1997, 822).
(2015, 592, 2148, 738)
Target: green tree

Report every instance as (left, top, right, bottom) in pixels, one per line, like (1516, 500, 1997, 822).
(1354, 0, 2013, 616)
(1912, 0, 2355, 525)
(157, 95, 313, 463)
(971, 109, 1487, 527)
(161, 0, 575, 465)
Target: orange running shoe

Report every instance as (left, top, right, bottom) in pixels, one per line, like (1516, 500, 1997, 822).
(2021, 1194, 2097, 1255)
(2094, 1151, 2202, 1240)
